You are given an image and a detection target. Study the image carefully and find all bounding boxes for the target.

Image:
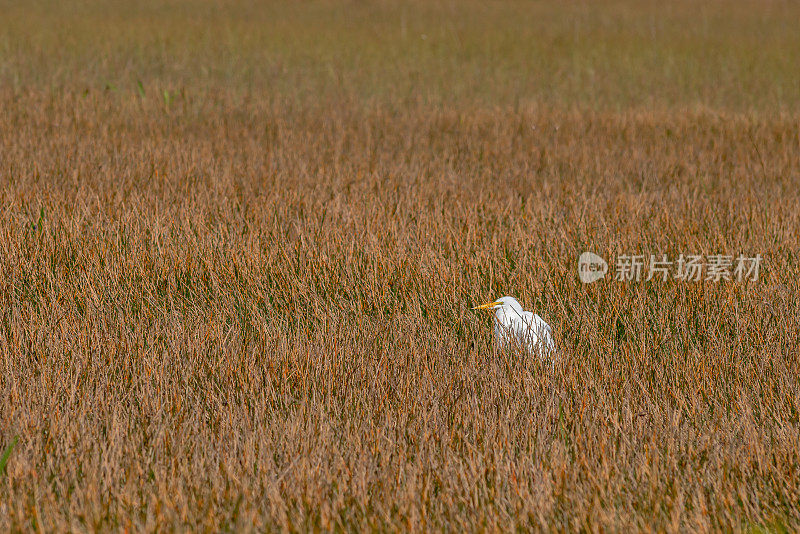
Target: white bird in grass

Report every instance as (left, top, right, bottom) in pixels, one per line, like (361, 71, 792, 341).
(472, 296, 556, 358)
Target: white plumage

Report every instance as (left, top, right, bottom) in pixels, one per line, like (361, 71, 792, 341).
(472, 296, 556, 359)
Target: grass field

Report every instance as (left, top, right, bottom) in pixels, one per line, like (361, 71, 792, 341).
(1, 0, 799, 531)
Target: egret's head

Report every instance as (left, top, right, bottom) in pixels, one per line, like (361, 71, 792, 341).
(471, 296, 523, 318)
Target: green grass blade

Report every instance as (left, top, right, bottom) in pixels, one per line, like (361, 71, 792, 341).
(0, 436, 18, 475)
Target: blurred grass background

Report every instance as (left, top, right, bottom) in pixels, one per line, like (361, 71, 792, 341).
(2, 0, 799, 110)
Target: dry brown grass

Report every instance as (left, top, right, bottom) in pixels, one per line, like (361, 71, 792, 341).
(1, 0, 800, 531)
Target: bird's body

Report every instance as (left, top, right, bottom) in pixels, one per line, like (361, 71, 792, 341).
(473, 296, 556, 358)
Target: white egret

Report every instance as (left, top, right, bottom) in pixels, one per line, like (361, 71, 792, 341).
(472, 296, 556, 358)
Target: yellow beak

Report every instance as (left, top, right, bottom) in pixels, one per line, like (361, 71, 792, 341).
(471, 301, 501, 311)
